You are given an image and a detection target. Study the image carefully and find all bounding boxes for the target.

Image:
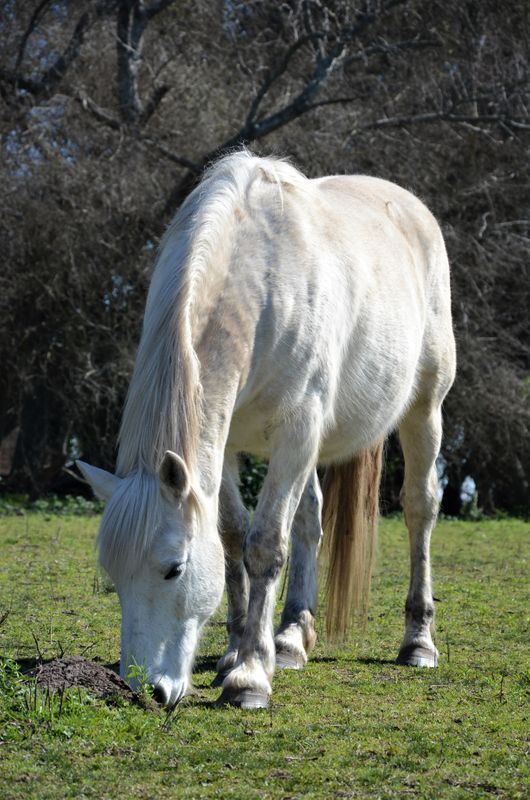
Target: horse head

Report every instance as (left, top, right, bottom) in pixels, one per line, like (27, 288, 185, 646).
(78, 451, 224, 707)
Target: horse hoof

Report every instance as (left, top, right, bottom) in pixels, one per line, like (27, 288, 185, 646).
(396, 644, 438, 668)
(211, 671, 229, 688)
(215, 687, 270, 709)
(276, 650, 305, 670)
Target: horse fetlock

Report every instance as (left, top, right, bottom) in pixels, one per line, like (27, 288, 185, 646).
(405, 596, 435, 627)
(299, 609, 317, 653)
(216, 647, 238, 676)
(274, 622, 308, 670)
(275, 610, 316, 669)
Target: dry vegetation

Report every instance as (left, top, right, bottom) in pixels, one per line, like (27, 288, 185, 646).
(0, 1, 528, 511)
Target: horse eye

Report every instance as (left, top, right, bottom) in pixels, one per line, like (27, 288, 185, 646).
(164, 563, 185, 580)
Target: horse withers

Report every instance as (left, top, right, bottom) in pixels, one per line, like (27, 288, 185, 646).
(78, 151, 456, 709)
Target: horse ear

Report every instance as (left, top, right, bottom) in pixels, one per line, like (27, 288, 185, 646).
(159, 451, 190, 501)
(76, 461, 121, 502)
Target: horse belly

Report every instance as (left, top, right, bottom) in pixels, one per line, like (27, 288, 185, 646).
(228, 312, 420, 463)
(320, 319, 422, 462)
(320, 375, 414, 462)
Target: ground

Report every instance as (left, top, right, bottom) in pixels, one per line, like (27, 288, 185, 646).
(0, 513, 528, 799)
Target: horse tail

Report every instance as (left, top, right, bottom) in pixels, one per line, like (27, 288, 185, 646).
(321, 441, 384, 642)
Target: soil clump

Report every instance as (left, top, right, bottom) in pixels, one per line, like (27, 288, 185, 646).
(27, 656, 153, 708)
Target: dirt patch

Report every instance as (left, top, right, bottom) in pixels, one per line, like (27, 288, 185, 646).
(27, 656, 154, 708)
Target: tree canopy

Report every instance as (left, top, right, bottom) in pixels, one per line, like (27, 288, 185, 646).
(0, 0, 528, 513)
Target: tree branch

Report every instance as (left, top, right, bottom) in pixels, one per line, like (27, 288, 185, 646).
(342, 36, 441, 68)
(14, 0, 53, 78)
(242, 0, 412, 143)
(76, 92, 122, 130)
(245, 32, 325, 128)
(76, 90, 201, 172)
(116, 0, 178, 124)
(142, 0, 179, 21)
(140, 137, 202, 172)
(2, 1, 117, 101)
(38, 11, 93, 91)
(140, 84, 171, 124)
(351, 110, 530, 135)
(117, 1, 145, 122)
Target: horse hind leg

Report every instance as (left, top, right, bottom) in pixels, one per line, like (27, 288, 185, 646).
(213, 456, 250, 687)
(275, 468, 323, 670)
(396, 399, 444, 667)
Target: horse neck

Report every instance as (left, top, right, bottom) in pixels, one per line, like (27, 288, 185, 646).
(194, 368, 240, 501)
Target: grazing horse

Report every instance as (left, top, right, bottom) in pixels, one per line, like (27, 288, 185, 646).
(78, 151, 456, 709)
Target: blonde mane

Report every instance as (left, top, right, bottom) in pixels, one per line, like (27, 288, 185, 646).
(116, 149, 301, 480)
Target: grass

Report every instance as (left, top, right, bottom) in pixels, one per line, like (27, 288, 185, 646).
(0, 513, 528, 799)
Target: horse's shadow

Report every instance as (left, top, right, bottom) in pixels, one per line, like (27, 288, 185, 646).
(18, 654, 395, 676)
(354, 656, 398, 666)
(193, 656, 219, 675)
(192, 653, 397, 681)
(309, 655, 396, 666)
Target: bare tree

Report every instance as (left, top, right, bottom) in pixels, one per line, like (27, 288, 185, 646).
(0, 0, 528, 510)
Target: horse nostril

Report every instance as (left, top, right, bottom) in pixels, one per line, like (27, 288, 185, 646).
(152, 684, 168, 706)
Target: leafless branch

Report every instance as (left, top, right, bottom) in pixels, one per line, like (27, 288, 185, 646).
(143, 0, 179, 21)
(245, 32, 325, 128)
(140, 84, 171, 124)
(76, 90, 201, 172)
(2, 1, 117, 100)
(115, 0, 178, 123)
(140, 137, 202, 173)
(14, 0, 53, 77)
(76, 92, 122, 130)
(351, 110, 530, 136)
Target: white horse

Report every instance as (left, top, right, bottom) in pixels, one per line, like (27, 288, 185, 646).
(78, 150, 456, 709)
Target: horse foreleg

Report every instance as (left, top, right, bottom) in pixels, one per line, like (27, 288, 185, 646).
(274, 468, 323, 669)
(217, 411, 320, 709)
(214, 456, 250, 686)
(397, 402, 443, 667)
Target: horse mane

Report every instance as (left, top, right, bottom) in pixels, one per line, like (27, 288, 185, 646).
(99, 150, 304, 574)
(116, 149, 302, 481)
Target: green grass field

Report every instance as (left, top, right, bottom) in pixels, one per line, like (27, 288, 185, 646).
(0, 513, 528, 799)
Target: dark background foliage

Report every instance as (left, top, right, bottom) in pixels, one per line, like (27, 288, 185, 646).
(0, 0, 528, 513)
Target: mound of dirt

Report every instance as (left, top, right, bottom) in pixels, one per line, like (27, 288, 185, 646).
(28, 656, 152, 707)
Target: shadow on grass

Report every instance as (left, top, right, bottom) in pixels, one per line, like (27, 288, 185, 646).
(193, 655, 219, 674)
(16, 657, 40, 674)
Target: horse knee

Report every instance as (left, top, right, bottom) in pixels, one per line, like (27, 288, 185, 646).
(244, 526, 286, 580)
(221, 519, 249, 561)
(220, 499, 249, 560)
(401, 479, 439, 528)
